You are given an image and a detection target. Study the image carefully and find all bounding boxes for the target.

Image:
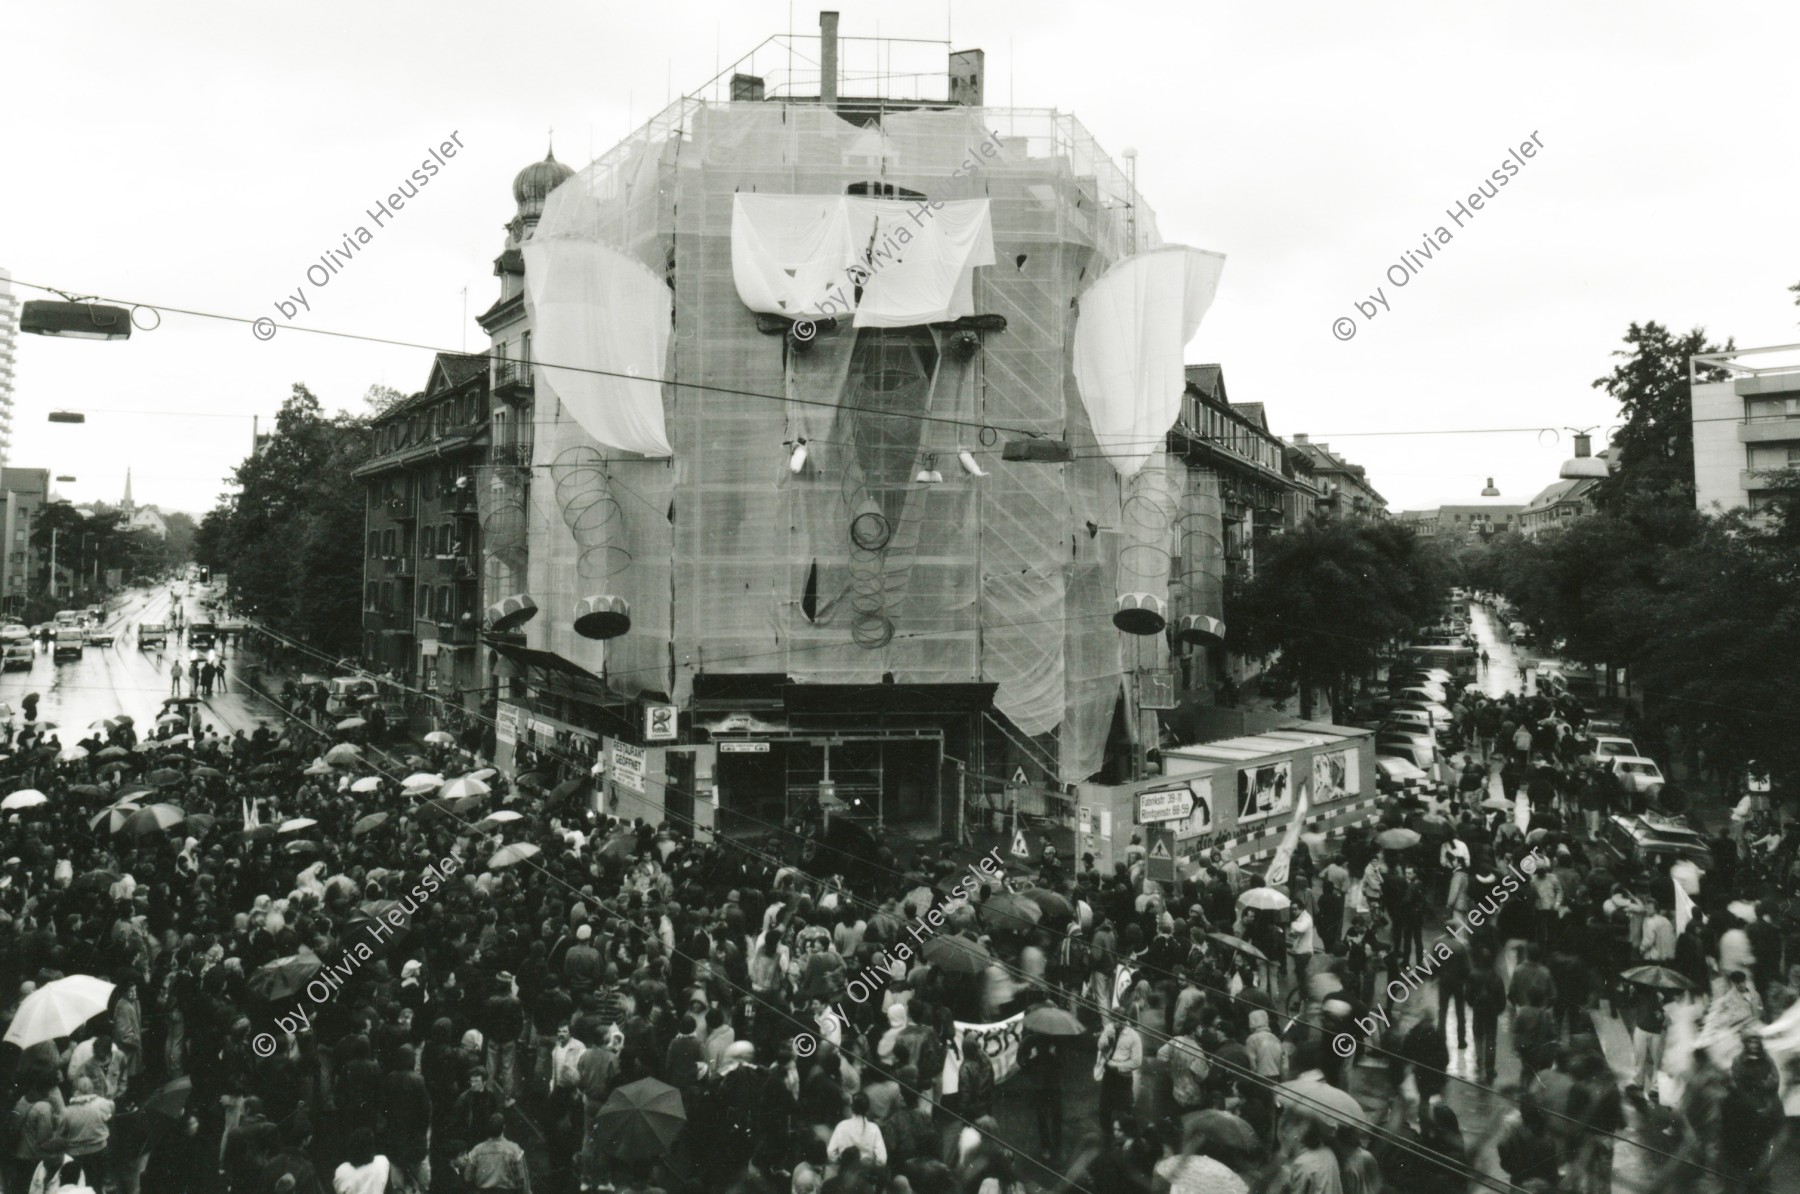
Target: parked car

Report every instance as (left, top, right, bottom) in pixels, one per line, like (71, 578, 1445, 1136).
(1608, 756, 1667, 795)
(1588, 735, 1642, 761)
(0, 625, 32, 673)
(1599, 812, 1712, 872)
(1376, 730, 1437, 771)
(1391, 699, 1455, 727)
(1394, 683, 1450, 705)
(1383, 709, 1441, 737)
(1376, 755, 1432, 794)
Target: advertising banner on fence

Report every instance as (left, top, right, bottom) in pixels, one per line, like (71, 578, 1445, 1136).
(953, 1012, 1024, 1084)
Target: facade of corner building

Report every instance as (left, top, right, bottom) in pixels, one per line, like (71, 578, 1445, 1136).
(1286, 435, 1389, 521)
(462, 24, 1316, 854)
(1690, 352, 1800, 515)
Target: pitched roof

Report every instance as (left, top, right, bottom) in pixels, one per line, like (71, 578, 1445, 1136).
(1234, 401, 1268, 431)
(1184, 364, 1227, 404)
(430, 352, 489, 393)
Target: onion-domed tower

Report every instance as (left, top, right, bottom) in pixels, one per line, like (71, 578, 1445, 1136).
(507, 146, 575, 247)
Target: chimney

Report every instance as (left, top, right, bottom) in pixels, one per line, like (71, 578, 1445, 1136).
(820, 12, 839, 112)
(1291, 433, 1308, 445)
(949, 49, 984, 106)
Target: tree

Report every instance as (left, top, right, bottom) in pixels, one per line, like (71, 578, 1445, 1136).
(196, 383, 372, 654)
(1590, 322, 1732, 514)
(1226, 519, 1448, 720)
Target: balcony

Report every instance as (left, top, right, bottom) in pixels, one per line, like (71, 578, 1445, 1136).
(435, 614, 480, 644)
(491, 442, 533, 469)
(1738, 419, 1800, 444)
(494, 358, 534, 402)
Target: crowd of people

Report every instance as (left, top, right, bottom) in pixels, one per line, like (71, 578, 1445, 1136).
(0, 623, 1789, 1194)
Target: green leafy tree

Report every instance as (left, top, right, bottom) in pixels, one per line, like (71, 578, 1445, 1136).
(1226, 519, 1448, 719)
(1590, 322, 1732, 514)
(196, 383, 372, 654)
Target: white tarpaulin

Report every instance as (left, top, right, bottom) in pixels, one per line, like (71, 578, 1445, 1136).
(1072, 246, 1227, 479)
(522, 237, 673, 458)
(730, 195, 995, 327)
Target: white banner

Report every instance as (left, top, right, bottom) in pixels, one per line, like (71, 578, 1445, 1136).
(610, 741, 647, 795)
(953, 1012, 1024, 1084)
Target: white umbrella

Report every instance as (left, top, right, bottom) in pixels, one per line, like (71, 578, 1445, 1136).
(1239, 887, 1292, 912)
(441, 776, 490, 800)
(423, 731, 456, 746)
(402, 773, 444, 794)
(350, 776, 383, 794)
(279, 818, 318, 834)
(1, 790, 48, 811)
(58, 746, 88, 762)
(4, 975, 116, 1049)
(468, 768, 497, 782)
(482, 809, 524, 825)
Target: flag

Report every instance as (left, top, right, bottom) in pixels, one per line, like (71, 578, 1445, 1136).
(1674, 870, 1695, 936)
(1264, 782, 1310, 887)
(1514, 789, 1530, 834)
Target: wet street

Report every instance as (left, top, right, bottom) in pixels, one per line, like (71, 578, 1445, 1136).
(1, 585, 277, 749)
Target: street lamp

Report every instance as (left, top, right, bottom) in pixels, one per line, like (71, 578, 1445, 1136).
(20, 299, 132, 341)
(47, 412, 86, 424)
(1481, 477, 1500, 497)
(1560, 430, 1609, 480)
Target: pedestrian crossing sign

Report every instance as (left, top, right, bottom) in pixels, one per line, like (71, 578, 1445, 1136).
(1010, 766, 1028, 786)
(1011, 828, 1031, 858)
(1148, 838, 1173, 861)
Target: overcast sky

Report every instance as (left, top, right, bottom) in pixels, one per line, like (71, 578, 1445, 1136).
(6, 0, 1799, 516)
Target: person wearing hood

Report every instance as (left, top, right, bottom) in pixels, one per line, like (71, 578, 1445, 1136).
(876, 1002, 909, 1068)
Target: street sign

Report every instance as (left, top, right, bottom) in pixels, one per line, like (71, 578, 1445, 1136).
(719, 740, 769, 754)
(1011, 828, 1031, 858)
(1136, 780, 1198, 824)
(1010, 766, 1029, 785)
(644, 703, 678, 742)
(1145, 826, 1175, 883)
(1138, 669, 1176, 710)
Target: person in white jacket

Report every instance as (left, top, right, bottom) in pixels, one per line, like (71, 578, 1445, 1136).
(825, 1090, 886, 1166)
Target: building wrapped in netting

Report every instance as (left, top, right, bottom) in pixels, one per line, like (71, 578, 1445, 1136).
(497, 28, 1225, 843)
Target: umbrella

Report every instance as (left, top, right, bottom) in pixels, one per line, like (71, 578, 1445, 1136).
(114, 784, 153, 801)
(1526, 827, 1551, 844)
(1622, 965, 1697, 991)
(1481, 794, 1514, 812)
(1208, 933, 1269, 962)
(482, 810, 524, 825)
(551, 777, 591, 801)
(1412, 814, 1453, 839)
(248, 954, 321, 1001)
(468, 768, 497, 781)
(441, 776, 490, 800)
(285, 840, 322, 856)
(4, 975, 116, 1049)
(66, 784, 105, 800)
(95, 746, 130, 761)
(279, 818, 318, 834)
(144, 1076, 193, 1119)
(352, 813, 390, 837)
(1375, 827, 1421, 851)
(324, 875, 360, 899)
(302, 760, 334, 777)
(249, 763, 283, 778)
(1021, 1005, 1085, 1036)
(1, 790, 48, 811)
(1022, 888, 1074, 920)
(351, 776, 383, 794)
(112, 715, 133, 727)
(488, 842, 541, 869)
(596, 1077, 687, 1162)
(1277, 1076, 1368, 1126)
(324, 743, 362, 767)
(73, 869, 121, 892)
(162, 696, 201, 707)
(57, 746, 88, 762)
(161, 734, 192, 747)
(921, 934, 992, 975)
(423, 730, 456, 746)
(146, 768, 184, 788)
(90, 805, 140, 833)
(1239, 887, 1292, 912)
(600, 832, 638, 860)
(404, 755, 431, 769)
(96, 762, 132, 778)
(1181, 1109, 1260, 1154)
(978, 892, 1044, 932)
(191, 766, 225, 781)
(401, 772, 444, 793)
(186, 814, 217, 836)
(336, 717, 367, 731)
(122, 804, 186, 835)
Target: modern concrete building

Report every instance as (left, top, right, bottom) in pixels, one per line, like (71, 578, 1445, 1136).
(1691, 344, 1800, 514)
(0, 467, 48, 616)
(0, 270, 16, 463)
